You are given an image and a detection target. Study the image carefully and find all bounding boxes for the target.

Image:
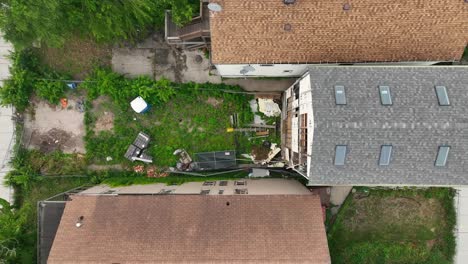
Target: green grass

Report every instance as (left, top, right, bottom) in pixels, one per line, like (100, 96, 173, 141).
(84, 83, 265, 167)
(96, 170, 249, 187)
(328, 188, 456, 264)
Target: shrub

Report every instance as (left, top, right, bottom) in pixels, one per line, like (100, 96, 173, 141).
(35, 76, 67, 104)
(0, 68, 34, 111)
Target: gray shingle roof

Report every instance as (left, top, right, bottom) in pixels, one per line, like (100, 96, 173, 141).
(307, 66, 468, 186)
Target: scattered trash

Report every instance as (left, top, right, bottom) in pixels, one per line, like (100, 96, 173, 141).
(60, 98, 68, 109)
(257, 98, 281, 117)
(251, 143, 281, 165)
(124, 132, 153, 163)
(253, 114, 265, 125)
(67, 82, 77, 89)
(106, 156, 113, 162)
(130, 96, 150, 113)
(249, 99, 258, 113)
(133, 165, 145, 173)
(75, 99, 85, 113)
(249, 168, 270, 177)
(173, 149, 194, 171)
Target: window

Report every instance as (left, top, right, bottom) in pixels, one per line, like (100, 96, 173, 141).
(200, 190, 210, 195)
(435, 146, 450, 167)
(435, 86, 450, 106)
(379, 145, 393, 166)
(219, 181, 228, 186)
(234, 180, 247, 186)
(379, 86, 392, 105)
(203, 181, 216, 186)
(218, 190, 224, 194)
(235, 189, 248, 194)
(334, 85, 346, 105)
(334, 145, 347, 166)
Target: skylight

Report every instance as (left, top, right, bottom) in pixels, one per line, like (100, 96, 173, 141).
(379, 86, 392, 105)
(334, 145, 347, 166)
(379, 145, 393, 166)
(435, 146, 450, 167)
(435, 86, 450, 106)
(334, 85, 346, 105)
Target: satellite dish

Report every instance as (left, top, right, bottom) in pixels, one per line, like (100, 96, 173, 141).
(208, 3, 222, 12)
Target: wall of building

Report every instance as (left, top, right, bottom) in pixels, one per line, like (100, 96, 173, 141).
(215, 61, 441, 77)
(80, 178, 311, 196)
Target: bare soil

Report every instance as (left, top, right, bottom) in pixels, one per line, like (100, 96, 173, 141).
(92, 96, 115, 133)
(24, 96, 86, 154)
(206, 97, 223, 108)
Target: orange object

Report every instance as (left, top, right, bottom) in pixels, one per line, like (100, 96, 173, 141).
(60, 98, 68, 108)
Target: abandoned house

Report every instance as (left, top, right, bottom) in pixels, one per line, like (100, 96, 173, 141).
(39, 179, 330, 264)
(281, 66, 468, 186)
(166, 0, 468, 77)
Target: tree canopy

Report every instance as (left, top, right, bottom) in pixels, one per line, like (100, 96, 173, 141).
(0, 0, 196, 48)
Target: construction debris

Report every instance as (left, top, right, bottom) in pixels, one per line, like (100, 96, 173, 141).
(258, 98, 281, 117)
(124, 132, 153, 163)
(173, 149, 195, 171)
(250, 143, 281, 165)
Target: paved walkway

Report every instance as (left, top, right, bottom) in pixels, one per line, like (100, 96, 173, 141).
(0, 35, 14, 204)
(112, 33, 295, 92)
(455, 187, 468, 264)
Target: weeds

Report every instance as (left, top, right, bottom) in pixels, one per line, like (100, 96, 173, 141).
(327, 188, 456, 264)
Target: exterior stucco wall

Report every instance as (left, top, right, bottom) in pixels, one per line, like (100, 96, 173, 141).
(80, 178, 311, 195)
(215, 61, 442, 78)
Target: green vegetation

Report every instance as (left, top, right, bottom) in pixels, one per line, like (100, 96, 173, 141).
(83, 69, 256, 167)
(463, 46, 468, 61)
(328, 188, 456, 264)
(0, 0, 198, 49)
(0, 49, 70, 110)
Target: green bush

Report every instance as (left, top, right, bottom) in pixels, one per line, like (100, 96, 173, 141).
(0, 0, 197, 49)
(0, 68, 34, 111)
(83, 68, 177, 109)
(35, 77, 67, 104)
(0, 49, 71, 110)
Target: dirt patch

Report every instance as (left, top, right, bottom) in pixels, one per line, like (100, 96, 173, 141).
(94, 111, 115, 133)
(206, 97, 223, 107)
(91, 96, 115, 133)
(34, 128, 72, 153)
(36, 36, 111, 79)
(24, 96, 86, 154)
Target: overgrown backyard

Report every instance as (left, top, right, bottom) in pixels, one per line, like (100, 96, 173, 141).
(327, 188, 456, 264)
(0, 49, 283, 262)
(83, 69, 259, 167)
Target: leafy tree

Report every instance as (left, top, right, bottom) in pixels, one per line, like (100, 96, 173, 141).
(0, 198, 29, 263)
(0, 0, 196, 48)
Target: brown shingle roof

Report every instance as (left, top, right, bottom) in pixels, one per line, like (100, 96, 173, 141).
(48, 195, 330, 264)
(210, 0, 468, 64)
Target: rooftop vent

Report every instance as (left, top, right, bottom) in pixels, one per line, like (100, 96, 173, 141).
(75, 216, 84, 228)
(284, 23, 292, 31)
(284, 0, 296, 5)
(343, 3, 351, 11)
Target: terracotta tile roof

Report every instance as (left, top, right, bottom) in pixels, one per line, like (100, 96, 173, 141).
(210, 0, 468, 64)
(48, 195, 330, 264)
